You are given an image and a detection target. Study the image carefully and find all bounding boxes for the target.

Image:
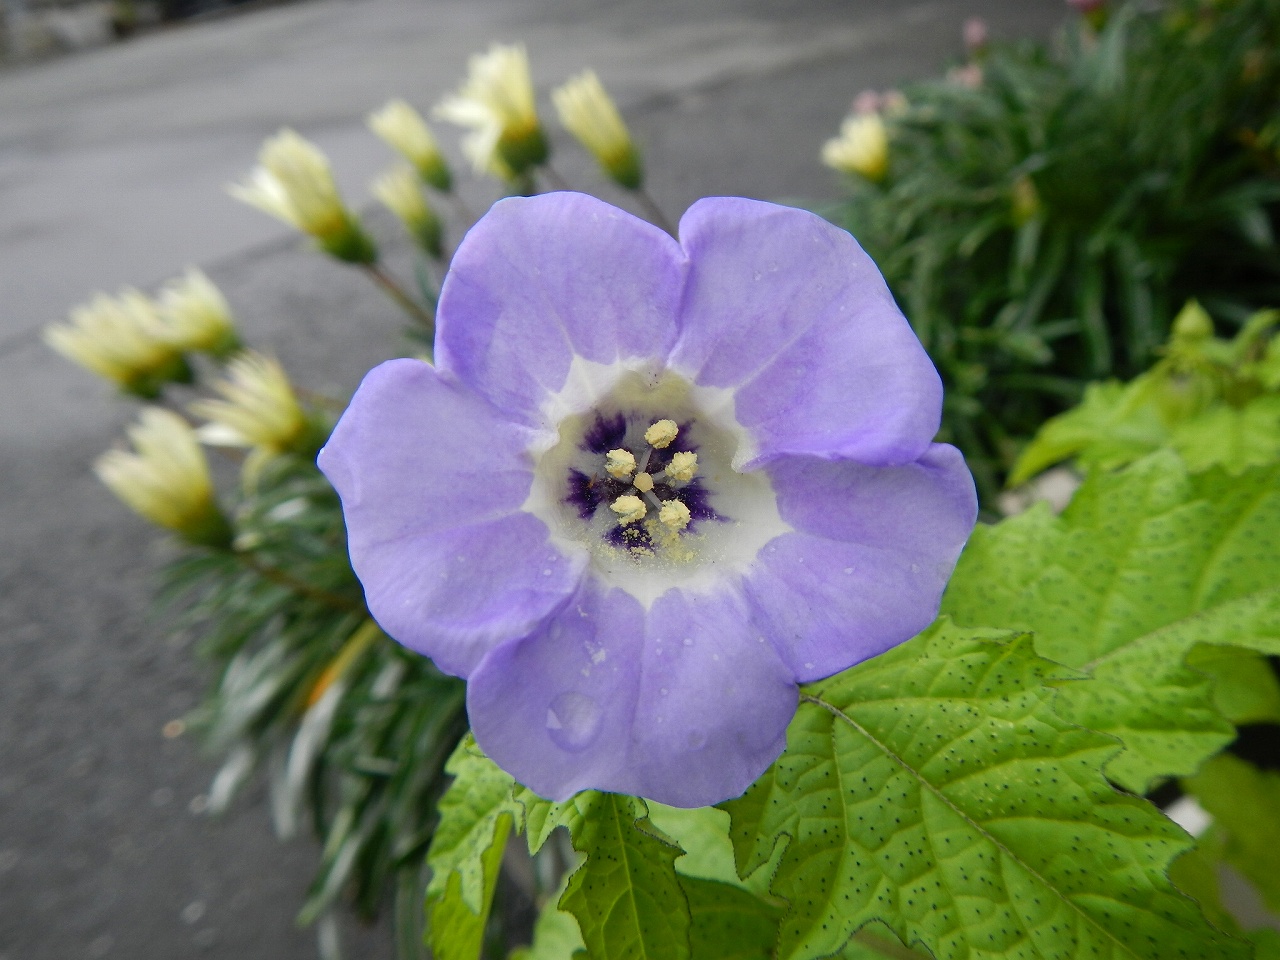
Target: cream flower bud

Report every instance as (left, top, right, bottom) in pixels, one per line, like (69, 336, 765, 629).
(552, 70, 642, 190)
(95, 408, 230, 546)
(371, 166, 444, 259)
(189, 350, 310, 457)
(435, 43, 548, 180)
(610, 494, 647, 526)
(157, 268, 240, 358)
(368, 99, 453, 192)
(821, 112, 889, 183)
(45, 289, 190, 397)
(229, 129, 376, 263)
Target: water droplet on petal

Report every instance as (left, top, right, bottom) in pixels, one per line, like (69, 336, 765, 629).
(542, 568, 552, 576)
(660, 687, 669, 696)
(682, 638, 693, 647)
(545, 692, 602, 752)
(843, 567, 854, 575)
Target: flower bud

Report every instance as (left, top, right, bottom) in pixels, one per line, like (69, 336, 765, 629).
(435, 43, 548, 181)
(1011, 175, 1041, 225)
(821, 112, 889, 183)
(95, 408, 231, 547)
(229, 129, 377, 264)
(189, 350, 313, 459)
(552, 70, 642, 190)
(46, 289, 191, 397)
(368, 99, 453, 192)
(157, 268, 241, 358)
(371, 166, 444, 259)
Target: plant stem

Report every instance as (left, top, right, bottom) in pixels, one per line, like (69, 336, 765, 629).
(634, 186, 676, 235)
(236, 551, 364, 614)
(362, 262, 437, 336)
(540, 165, 572, 192)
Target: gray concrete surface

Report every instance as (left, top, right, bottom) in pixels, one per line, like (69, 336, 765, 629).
(0, 2, 1068, 957)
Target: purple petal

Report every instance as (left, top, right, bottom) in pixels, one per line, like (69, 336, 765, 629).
(466, 581, 646, 799)
(669, 197, 942, 467)
(747, 444, 977, 683)
(466, 580, 796, 808)
(435, 193, 686, 423)
(629, 586, 796, 807)
(319, 359, 584, 676)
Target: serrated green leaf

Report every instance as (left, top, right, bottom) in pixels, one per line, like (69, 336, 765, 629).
(722, 620, 1245, 960)
(559, 793, 691, 960)
(516, 787, 592, 855)
(944, 453, 1280, 791)
(1167, 827, 1240, 938)
(427, 813, 512, 960)
(510, 876, 587, 960)
(682, 876, 780, 960)
(645, 803, 777, 898)
(1183, 754, 1280, 915)
(427, 735, 520, 911)
(1184, 647, 1280, 726)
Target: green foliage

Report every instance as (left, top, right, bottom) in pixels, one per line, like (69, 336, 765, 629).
(1183, 754, 1280, 916)
(943, 453, 1280, 793)
(721, 620, 1242, 960)
(559, 793, 691, 960)
(826, 0, 1280, 500)
(162, 453, 468, 940)
(1012, 303, 1280, 483)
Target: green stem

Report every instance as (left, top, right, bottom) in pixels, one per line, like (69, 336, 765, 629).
(235, 551, 364, 614)
(634, 186, 676, 236)
(362, 262, 437, 339)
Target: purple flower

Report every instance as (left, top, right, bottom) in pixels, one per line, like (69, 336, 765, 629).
(319, 193, 977, 807)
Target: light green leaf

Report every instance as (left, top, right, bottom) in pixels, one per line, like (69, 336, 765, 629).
(944, 453, 1280, 791)
(1251, 929, 1280, 960)
(424, 736, 520, 960)
(426, 735, 519, 909)
(1167, 827, 1240, 938)
(516, 786, 593, 855)
(645, 803, 777, 898)
(1183, 754, 1280, 915)
(1184, 646, 1280, 726)
(722, 620, 1245, 960)
(428, 813, 512, 960)
(510, 881, 586, 960)
(1171, 398, 1280, 474)
(682, 876, 780, 960)
(559, 792, 691, 960)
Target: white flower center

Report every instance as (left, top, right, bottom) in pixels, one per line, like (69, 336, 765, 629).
(522, 356, 790, 608)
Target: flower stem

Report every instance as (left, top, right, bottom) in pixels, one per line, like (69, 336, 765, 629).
(635, 186, 676, 236)
(236, 550, 365, 614)
(539, 165, 572, 192)
(362, 262, 437, 335)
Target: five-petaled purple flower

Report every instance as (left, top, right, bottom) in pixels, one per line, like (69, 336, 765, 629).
(319, 193, 977, 808)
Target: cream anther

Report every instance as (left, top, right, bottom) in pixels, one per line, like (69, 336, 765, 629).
(605, 448, 636, 479)
(632, 471, 654, 493)
(658, 500, 691, 530)
(610, 494, 647, 525)
(665, 451, 697, 483)
(645, 419, 678, 449)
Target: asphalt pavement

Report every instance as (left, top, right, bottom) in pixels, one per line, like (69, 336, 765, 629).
(0, 2, 1069, 957)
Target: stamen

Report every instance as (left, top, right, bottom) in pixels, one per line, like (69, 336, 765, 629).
(610, 494, 647, 526)
(664, 451, 697, 483)
(632, 471, 654, 493)
(605, 448, 636, 479)
(658, 499, 691, 531)
(644, 419, 678, 449)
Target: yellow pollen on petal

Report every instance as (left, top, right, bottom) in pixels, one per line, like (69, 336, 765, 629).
(632, 472, 654, 493)
(658, 500, 691, 531)
(665, 451, 698, 483)
(610, 494, 647, 525)
(645, 419, 678, 449)
(605, 448, 636, 479)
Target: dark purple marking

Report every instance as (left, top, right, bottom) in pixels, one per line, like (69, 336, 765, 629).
(581, 412, 627, 454)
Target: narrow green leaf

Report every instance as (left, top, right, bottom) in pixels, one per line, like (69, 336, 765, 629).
(945, 453, 1280, 791)
(1183, 754, 1280, 915)
(559, 793, 691, 960)
(722, 620, 1245, 960)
